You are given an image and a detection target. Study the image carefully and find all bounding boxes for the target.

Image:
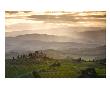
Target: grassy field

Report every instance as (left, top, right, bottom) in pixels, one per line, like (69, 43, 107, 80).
(5, 57, 106, 78)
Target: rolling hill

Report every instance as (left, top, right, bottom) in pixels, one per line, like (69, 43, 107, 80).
(5, 33, 101, 53)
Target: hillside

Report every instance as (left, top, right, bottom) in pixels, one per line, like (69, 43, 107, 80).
(6, 33, 101, 53)
(6, 29, 106, 45)
(5, 51, 106, 78)
(6, 45, 106, 60)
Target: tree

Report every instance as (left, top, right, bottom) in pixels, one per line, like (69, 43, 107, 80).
(35, 51, 39, 54)
(79, 68, 97, 78)
(32, 70, 41, 78)
(17, 55, 20, 59)
(28, 53, 33, 58)
(12, 57, 15, 60)
(22, 54, 26, 59)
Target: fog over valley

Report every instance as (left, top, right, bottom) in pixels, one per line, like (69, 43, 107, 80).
(5, 11, 106, 60)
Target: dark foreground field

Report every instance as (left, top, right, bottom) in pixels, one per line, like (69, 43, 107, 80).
(5, 51, 106, 78)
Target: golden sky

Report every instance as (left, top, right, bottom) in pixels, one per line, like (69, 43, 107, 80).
(5, 11, 106, 37)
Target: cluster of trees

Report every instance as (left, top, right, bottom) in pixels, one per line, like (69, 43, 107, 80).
(95, 58, 106, 65)
(32, 70, 41, 78)
(79, 68, 97, 78)
(12, 51, 48, 60)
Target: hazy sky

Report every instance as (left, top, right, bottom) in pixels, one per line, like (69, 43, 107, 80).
(5, 11, 106, 37)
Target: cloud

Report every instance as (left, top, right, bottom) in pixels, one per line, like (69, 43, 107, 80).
(5, 11, 106, 36)
(26, 11, 106, 27)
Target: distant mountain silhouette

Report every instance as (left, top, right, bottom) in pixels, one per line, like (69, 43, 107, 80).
(6, 33, 101, 53)
(6, 33, 72, 42)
